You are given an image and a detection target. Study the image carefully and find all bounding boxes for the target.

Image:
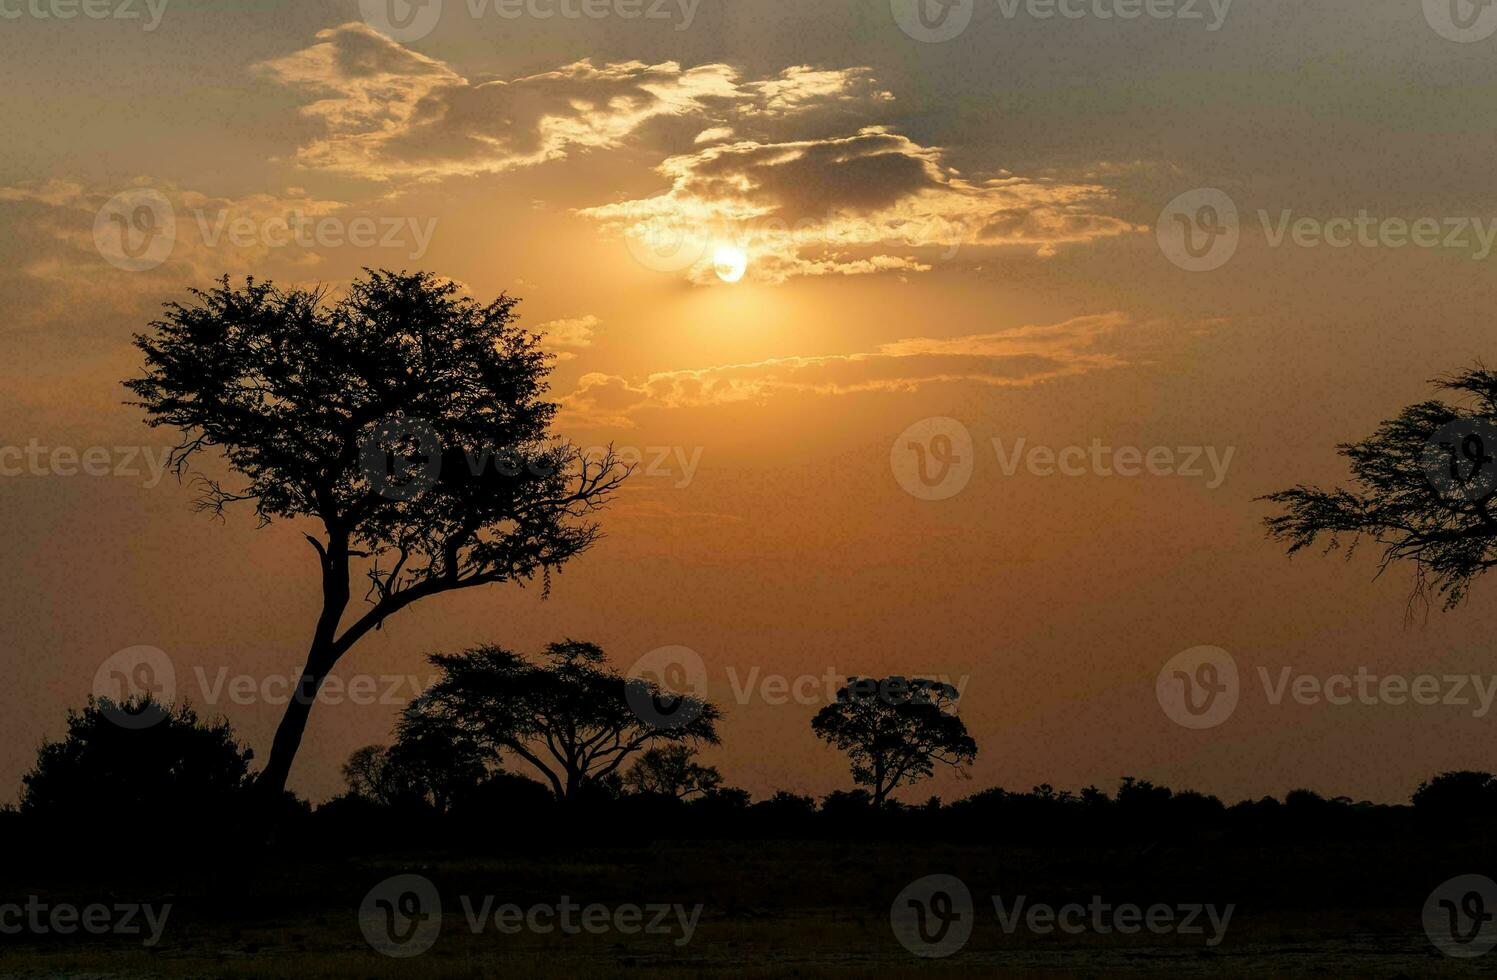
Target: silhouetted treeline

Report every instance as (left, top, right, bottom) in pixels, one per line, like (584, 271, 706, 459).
(8, 695, 1496, 871)
(281, 773, 1486, 856)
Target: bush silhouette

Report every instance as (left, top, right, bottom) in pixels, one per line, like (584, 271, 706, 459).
(21, 696, 253, 848)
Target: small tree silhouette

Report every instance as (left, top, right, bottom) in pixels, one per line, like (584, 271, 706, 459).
(1263, 365, 1497, 613)
(811, 676, 976, 808)
(409, 640, 721, 802)
(126, 270, 628, 797)
(623, 744, 722, 799)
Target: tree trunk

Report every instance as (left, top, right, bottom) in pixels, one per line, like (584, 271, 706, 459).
(255, 538, 351, 802)
(255, 647, 336, 800)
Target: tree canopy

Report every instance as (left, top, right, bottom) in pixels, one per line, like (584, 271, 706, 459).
(126, 270, 628, 794)
(407, 640, 721, 802)
(811, 676, 976, 807)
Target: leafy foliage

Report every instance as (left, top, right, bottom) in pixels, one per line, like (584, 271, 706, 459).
(125, 269, 629, 792)
(1263, 365, 1497, 610)
(409, 640, 721, 801)
(623, 744, 723, 799)
(21, 697, 253, 819)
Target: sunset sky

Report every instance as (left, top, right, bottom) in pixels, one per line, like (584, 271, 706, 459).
(4, 0, 1497, 805)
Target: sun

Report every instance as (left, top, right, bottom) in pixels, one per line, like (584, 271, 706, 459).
(712, 244, 748, 283)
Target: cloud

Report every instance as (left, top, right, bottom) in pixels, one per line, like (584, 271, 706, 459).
(536, 314, 600, 360)
(560, 313, 1136, 427)
(578, 128, 1144, 282)
(0, 179, 349, 316)
(255, 24, 886, 181)
(251, 26, 1137, 282)
(538, 313, 601, 347)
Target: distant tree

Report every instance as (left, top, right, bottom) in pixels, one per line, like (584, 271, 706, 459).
(1412, 770, 1497, 815)
(22, 697, 253, 821)
(452, 771, 557, 826)
(811, 676, 977, 808)
(1284, 788, 1327, 809)
(693, 786, 751, 811)
(1263, 366, 1497, 612)
(126, 270, 629, 797)
(1115, 776, 1172, 811)
(623, 745, 722, 800)
(819, 788, 875, 818)
(385, 697, 489, 812)
(1079, 785, 1110, 808)
(752, 790, 817, 818)
(341, 744, 390, 801)
(411, 640, 721, 802)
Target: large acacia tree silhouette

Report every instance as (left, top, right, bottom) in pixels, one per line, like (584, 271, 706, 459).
(127, 269, 627, 798)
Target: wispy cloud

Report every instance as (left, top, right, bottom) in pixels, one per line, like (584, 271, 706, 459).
(255, 24, 886, 181)
(536, 313, 601, 361)
(561, 313, 1138, 426)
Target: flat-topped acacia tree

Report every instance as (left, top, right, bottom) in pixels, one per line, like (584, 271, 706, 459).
(127, 269, 628, 798)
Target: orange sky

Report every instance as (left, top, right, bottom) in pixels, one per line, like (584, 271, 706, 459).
(3, 0, 1497, 805)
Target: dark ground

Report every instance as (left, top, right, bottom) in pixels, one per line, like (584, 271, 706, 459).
(1, 834, 1492, 978)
